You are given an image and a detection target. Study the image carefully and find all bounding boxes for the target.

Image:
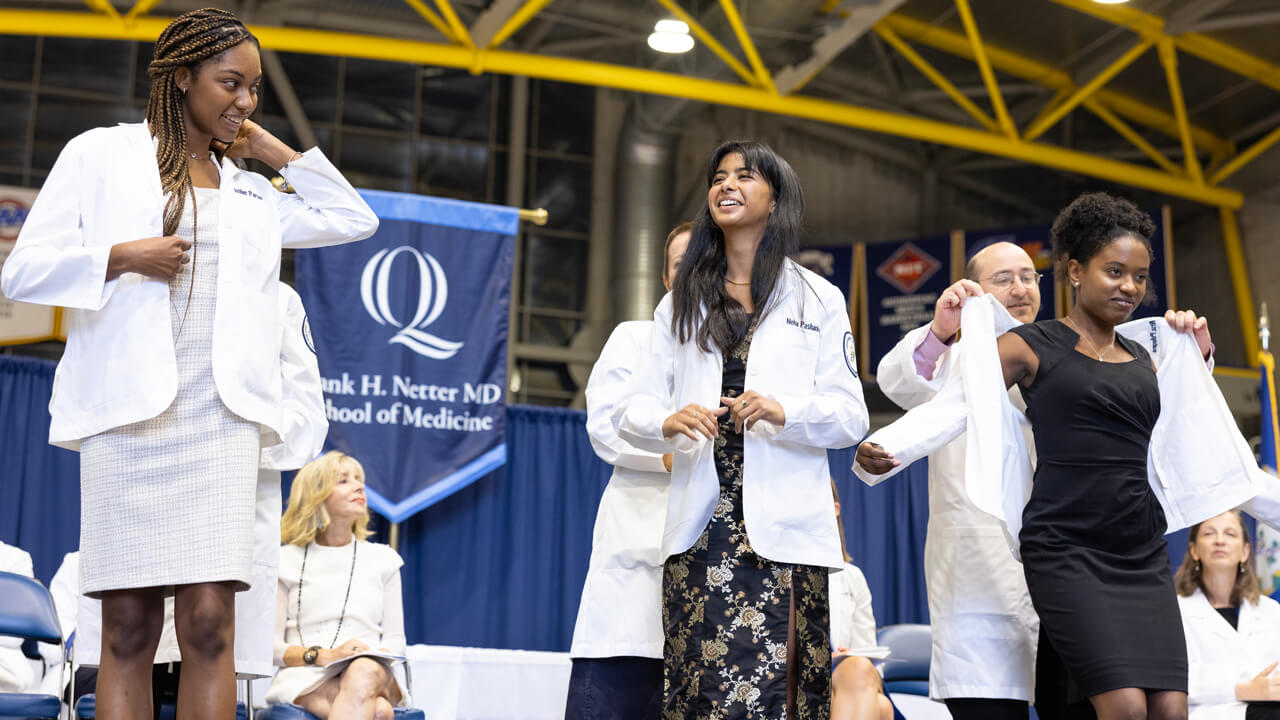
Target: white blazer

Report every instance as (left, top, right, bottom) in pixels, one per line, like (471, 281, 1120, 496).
(1179, 589, 1280, 720)
(260, 283, 328, 472)
(237, 284, 329, 678)
(0, 122, 377, 450)
(871, 325, 1038, 701)
(857, 295, 1276, 552)
(829, 563, 877, 653)
(616, 260, 868, 569)
(570, 320, 670, 659)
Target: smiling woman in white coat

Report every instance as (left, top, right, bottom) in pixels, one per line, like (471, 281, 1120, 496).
(1176, 510, 1280, 720)
(616, 140, 868, 719)
(0, 9, 377, 719)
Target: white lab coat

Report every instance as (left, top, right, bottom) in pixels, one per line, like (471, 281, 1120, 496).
(570, 320, 669, 659)
(857, 295, 1276, 550)
(829, 563, 877, 653)
(617, 260, 868, 569)
(0, 542, 41, 693)
(236, 284, 328, 678)
(73, 284, 328, 677)
(1179, 589, 1280, 720)
(872, 324, 1038, 701)
(0, 121, 376, 451)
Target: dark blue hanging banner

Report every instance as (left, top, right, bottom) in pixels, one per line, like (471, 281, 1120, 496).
(859, 234, 955, 380)
(294, 191, 518, 522)
(797, 244, 856, 328)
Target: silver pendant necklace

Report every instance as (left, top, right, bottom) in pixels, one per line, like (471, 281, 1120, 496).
(1063, 316, 1115, 361)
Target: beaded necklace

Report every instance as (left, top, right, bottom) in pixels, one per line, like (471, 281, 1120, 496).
(297, 540, 358, 649)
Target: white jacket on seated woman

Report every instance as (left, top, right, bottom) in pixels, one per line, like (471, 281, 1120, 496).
(1176, 510, 1280, 720)
(267, 452, 411, 720)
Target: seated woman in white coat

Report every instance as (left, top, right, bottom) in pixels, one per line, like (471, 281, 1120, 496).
(1176, 510, 1280, 720)
(267, 452, 410, 720)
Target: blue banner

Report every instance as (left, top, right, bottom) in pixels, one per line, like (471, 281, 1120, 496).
(1263, 351, 1278, 474)
(796, 245, 854, 303)
(860, 234, 954, 379)
(295, 190, 518, 522)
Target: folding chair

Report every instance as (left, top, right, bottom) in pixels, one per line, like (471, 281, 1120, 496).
(0, 572, 63, 719)
(876, 623, 933, 696)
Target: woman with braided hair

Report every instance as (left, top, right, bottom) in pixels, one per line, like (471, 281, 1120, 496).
(1, 8, 377, 718)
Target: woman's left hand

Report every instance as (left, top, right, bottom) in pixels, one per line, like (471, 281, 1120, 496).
(1165, 308, 1212, 358)
(722, 390, 784, 432)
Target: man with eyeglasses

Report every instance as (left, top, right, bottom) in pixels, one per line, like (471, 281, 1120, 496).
(858, 241, 1043, 720)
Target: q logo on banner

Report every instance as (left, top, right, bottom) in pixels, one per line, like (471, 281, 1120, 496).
(360, 246, 465, 359)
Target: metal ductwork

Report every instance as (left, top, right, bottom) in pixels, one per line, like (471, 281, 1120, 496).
(611, 109, 678, 326)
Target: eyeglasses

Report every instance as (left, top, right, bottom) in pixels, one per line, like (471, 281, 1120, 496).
(984, 271, 1042, 289)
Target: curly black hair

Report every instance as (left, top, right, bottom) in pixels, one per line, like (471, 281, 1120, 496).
(1049, 192, 1155, 274)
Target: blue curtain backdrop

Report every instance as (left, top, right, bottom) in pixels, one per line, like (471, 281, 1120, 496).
(1, 354, 931, 650)
(0, 355, 81, 583)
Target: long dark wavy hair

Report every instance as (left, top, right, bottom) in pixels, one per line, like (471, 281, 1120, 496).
(671, 140, 804, 354)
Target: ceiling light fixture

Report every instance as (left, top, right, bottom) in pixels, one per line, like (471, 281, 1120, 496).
(648, 19, 694, 54)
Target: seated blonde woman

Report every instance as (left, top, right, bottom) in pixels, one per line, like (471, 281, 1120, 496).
(266, 452, 411, 720)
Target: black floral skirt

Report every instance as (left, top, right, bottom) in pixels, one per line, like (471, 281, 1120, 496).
(662, 479, 831, 719)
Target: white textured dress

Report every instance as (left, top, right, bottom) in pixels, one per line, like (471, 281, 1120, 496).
(266, 540, 410, 706)
(78, 187, 260, 595)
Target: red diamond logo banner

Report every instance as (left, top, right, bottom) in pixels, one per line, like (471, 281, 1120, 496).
(875, 242, 942, 294)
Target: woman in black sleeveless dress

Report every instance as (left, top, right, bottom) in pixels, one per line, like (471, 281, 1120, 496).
(997, 193, 1214, 720)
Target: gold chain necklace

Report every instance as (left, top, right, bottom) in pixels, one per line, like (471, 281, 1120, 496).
(1063, 316, 1115, 361)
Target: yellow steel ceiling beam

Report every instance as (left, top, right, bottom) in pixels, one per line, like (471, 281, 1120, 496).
(653, 0, 757, 87)
(123, 0, 162, 23)
(432, 0, 473, 48)
(953, 0, 1015, 138)
(1024, 87, 1071, 139)
(0, 9, 1242, 208)
(1047, 0, 1280, 94)
(880, 14, 1230, 156)
(487, 0, 553, 49)
(718, 0, 776, 94)
(1082, 98, 1182, 177)
(1210, 124, 1280, 186)
(1219, 207, 1261, 364)
(82, 0, 120, 19)
(1157, 39, 1204, 185)
(403, 0, 457, 42)
(873, 24, 999, 133)
(1023, 38, 1153, 142)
